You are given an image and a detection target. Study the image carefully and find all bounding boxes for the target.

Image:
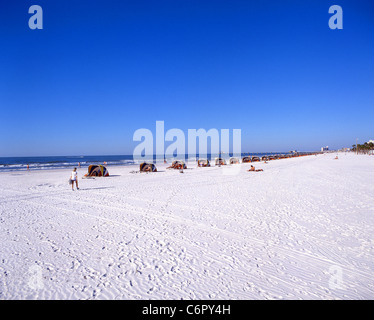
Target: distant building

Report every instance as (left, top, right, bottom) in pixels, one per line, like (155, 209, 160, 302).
(321, 146, 329, 152)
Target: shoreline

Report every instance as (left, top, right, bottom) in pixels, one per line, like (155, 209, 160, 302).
(0, 151, 324, 173)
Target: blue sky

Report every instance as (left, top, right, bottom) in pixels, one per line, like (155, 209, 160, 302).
(1, 0, 373, 156)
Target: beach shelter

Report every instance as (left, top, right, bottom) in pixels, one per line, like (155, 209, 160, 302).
(140, 162, 157, 172)
(197, 159, 210, 167)
(251, 156, 260, 162)
(215, 158, 226, 165)
(229, 157, 240, 164)
(242, 156, 251, 163)
(85, 164, 109, 177)
(261, 156, 269, 161)
(168, 160, 187, 169)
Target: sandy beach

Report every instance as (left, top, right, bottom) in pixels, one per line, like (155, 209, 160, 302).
(1, 153, 373, 299)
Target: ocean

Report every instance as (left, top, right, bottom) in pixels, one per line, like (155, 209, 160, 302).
(0, 155, 134, 172)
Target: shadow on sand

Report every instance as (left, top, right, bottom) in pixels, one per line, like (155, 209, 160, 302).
(79, 187, 114, 191)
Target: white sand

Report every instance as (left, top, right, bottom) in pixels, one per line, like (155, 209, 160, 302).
(1, 153, 374, 300)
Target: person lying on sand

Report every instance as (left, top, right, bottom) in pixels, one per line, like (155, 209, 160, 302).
(248, 165, 263, 172)
(167, 163, 184, 170)
(143, 165, 153, 172)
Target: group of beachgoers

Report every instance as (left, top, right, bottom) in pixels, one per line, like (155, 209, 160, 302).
(68, 158, 265, 190)
(69, 153, 326, 190)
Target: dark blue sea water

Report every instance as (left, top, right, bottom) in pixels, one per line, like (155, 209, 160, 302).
(0, 155, 134, 172)
(0, 152, 299, 172)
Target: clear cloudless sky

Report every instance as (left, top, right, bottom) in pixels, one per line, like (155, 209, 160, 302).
(1, 0, 373, 156)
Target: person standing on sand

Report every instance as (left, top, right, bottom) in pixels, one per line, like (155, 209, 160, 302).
(71, 168, 79, 191)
